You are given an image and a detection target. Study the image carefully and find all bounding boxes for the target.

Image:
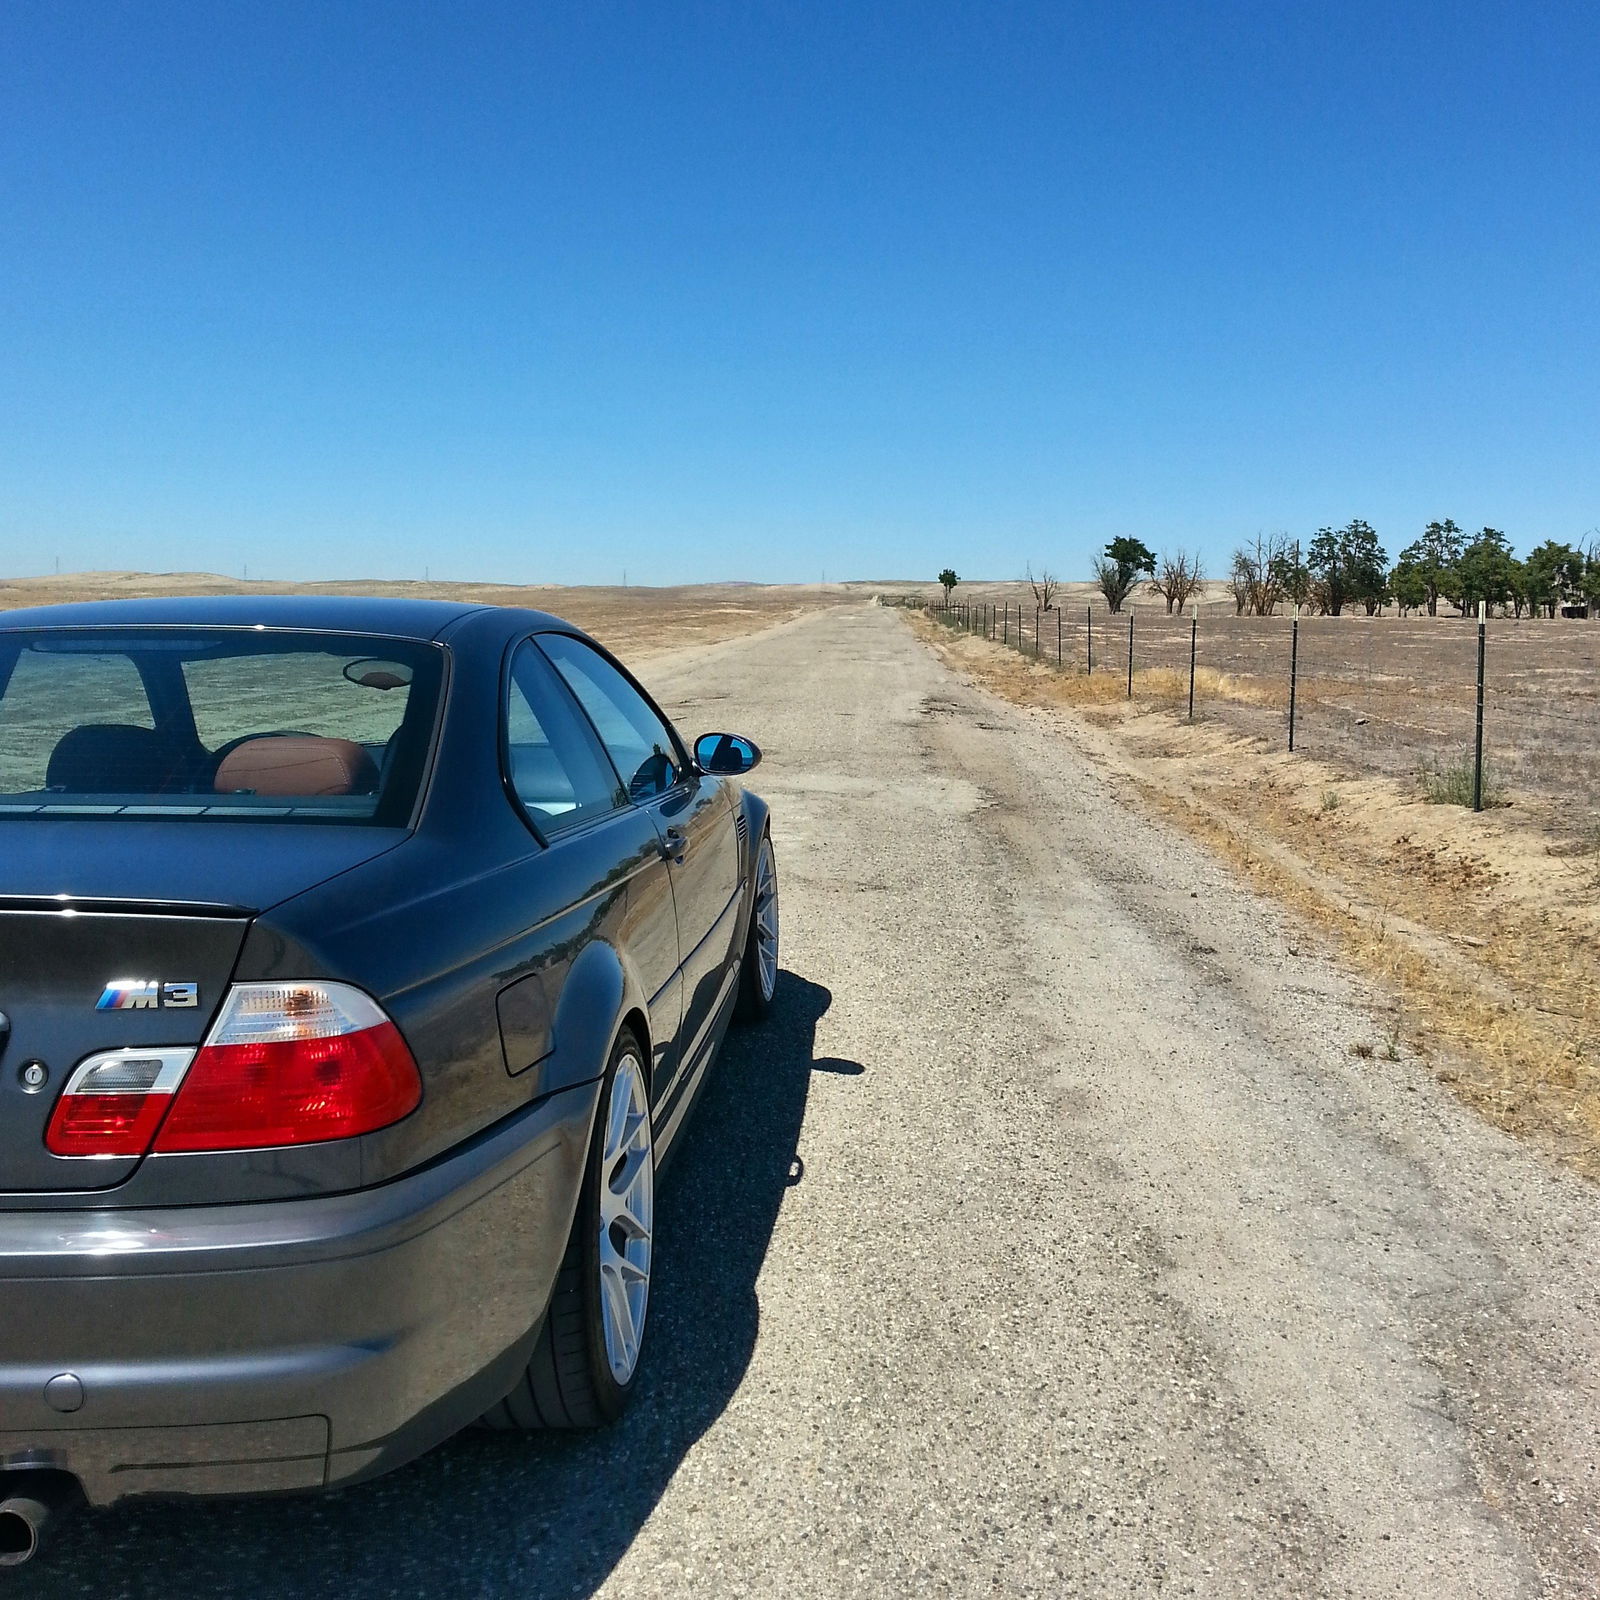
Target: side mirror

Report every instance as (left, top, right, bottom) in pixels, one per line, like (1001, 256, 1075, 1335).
(694, 732, 762, 776)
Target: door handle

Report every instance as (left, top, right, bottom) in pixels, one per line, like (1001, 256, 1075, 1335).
(661, 826, 687, 864)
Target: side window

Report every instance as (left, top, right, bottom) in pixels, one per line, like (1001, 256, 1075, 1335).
(537, 634, 682, 802)
(504, 641, 624, 835)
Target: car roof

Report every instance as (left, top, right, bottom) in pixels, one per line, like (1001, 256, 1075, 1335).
(0, 594, 571, 642)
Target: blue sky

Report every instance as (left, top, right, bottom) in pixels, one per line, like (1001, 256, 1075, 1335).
(1, 1, 1596, 585)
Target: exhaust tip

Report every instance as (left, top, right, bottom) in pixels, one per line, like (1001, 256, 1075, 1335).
(0, 1506, 40, 1568)
(0, 1472, 83, 1569)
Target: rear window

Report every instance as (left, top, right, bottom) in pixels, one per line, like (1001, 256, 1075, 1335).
(0, 629, 443, 824)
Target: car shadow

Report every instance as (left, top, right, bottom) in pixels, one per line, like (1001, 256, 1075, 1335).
(16, 971, 853, 1600)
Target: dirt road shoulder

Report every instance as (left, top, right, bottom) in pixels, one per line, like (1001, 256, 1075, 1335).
(909, 609, 1600, 1179)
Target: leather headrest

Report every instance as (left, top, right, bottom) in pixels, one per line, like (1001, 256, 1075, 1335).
(214, 736, 378, 798)
(47, 724, 191, 794)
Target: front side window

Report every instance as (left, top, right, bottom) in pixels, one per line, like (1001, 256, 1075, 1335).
(0, 629, 442, 824)
(504, 641, 624, 835)
(537, 633, 682, 801)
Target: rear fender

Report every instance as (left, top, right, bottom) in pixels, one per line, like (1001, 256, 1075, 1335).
(540, 938, 648, 1099)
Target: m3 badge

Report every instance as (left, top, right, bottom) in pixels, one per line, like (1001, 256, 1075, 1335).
(95, 979, 200, 1011)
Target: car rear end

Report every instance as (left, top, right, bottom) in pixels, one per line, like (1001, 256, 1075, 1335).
(0, 610, 593, 1535)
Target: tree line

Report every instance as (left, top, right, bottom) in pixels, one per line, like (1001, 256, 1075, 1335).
(1224, 522, 1596, 618)
(1090, 523, 1597, 617)
(936, 522, 1597, 619)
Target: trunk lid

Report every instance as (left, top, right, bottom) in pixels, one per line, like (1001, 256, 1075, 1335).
(0, 903, 248, 1191)
(0, 818, 406, 907)
(0, 820, 403, 1195)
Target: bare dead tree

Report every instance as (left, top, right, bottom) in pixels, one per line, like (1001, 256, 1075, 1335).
(1230, 532, 1291, 615)
(1228, 556, 1250, 615)
(1024, 564, 1059, 610)
(1094, 557, 1130, 613)
(1148, 550, 1206, 614)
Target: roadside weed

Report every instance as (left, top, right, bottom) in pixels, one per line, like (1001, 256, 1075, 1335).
(1418, 755, 1504, 809)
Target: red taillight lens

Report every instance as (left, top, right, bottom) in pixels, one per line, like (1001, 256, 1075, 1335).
(45, 983, 422, 1160)
(48, 1095, 171, 1157)
(45, 1048, 193, 1158)
(154, 1019, 420, 1152)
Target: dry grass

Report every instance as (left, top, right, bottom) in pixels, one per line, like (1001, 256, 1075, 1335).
(912, 610, 1600, 1177)
(0, 570, 852, 663)
(938, 601, 1600, 841)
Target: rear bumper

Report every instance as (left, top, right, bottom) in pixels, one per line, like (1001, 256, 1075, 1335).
(0, 1077, 600, 1506)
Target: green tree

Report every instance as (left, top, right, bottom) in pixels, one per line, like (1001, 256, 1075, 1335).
(1521, 541, 1586, 617)
(1094, 537, 1156, 613)
(938, 568, 959, 609)
(1395, 519, 1464, 616)
(1344, 520, 1390, 614)
(1453, 529, 1520, 615)
(1270, 540, 1313, 610)
(1307, 520, 1388, 615)
(1307, 527, 1345, 613)
(1584, 535, 1600, 616)
(1390, 558, 1429, 616)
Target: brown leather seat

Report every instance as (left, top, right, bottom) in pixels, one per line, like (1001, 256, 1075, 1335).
(214, 736, 379, 798)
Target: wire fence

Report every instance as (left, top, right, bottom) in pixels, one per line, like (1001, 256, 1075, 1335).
(932, 599, 1600, 833)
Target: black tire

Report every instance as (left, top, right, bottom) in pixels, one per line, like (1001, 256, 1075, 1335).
(734, 831, 779, 1023)
(481, 1027, 653, 1430)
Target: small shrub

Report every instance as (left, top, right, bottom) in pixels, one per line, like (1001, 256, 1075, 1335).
(1351, 1041, 1375, 1060)
(1320, 789, 1341, 813)
(1418, 755, 1504, 809)
(1384, 1008, 1404, 1063)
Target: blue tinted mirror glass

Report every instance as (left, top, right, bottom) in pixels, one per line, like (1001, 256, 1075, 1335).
(693, 732, 761, 775)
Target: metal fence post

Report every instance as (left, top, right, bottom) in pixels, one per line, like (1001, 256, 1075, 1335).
(1087, 607, 1093, 675)
(1035, 606, 1041, 657)
(1056, 609, 1062, 666)
(1126, 610, 1134, 698)
(1188, 610, 1197, 721)
(1288, 605, 1301, 751)
(1474, 600, 1487, 812)
(1003, 605, 1009, 647)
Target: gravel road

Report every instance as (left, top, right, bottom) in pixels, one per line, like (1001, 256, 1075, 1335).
(16, 604, 1600, 1598)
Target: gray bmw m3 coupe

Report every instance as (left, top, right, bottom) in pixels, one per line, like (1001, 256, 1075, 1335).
(0, 595, 779, 1566)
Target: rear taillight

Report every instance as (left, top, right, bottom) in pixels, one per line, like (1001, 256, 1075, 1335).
(45, 982, 422, 1160)
(45, 1048, 194, 1157)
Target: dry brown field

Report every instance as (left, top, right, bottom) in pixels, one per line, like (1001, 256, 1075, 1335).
(938, 588, 1600, 843)
(0, 570, 860, 662)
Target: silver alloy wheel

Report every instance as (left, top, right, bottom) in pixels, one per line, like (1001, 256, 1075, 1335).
(597, 1051, 653, 1385)
(754, 837, 779, 1003)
